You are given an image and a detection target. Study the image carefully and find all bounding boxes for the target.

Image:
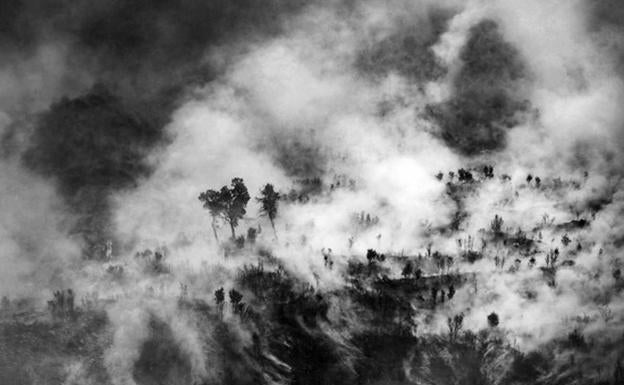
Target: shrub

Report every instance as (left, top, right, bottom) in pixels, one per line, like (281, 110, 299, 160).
(487, 312, 499, 327)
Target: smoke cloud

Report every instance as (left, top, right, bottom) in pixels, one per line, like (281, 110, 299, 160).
(3, 0, 624, 383)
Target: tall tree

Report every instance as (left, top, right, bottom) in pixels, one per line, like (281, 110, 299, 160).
(225, 178, 250, 239)
(198, 189, 226, 243)
(257, 183, 280, 238)
(199, 178, 250, 240)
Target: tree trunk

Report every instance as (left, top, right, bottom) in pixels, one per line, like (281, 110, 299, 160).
(270, 217, 278, 240)
(229, 221, 236, 239)
(211, 217, 220, 244)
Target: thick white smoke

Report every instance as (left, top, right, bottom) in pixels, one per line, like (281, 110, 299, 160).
(3, 0, 624, 382)
(110, 0, 624, 361)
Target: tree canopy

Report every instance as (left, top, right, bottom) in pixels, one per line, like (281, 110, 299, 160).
(257, 183, 280, 237)
(199, 177, 250, 239)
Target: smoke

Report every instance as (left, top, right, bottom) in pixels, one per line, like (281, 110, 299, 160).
(0, 0, 334, 296)
(0, 159, 80, 297)
(111, 0, 464, 264)
(428, 18, 530, 154)
(108, 0, 624, 331)
(0, 0, 323, 252)
(4, 0, 624, 383)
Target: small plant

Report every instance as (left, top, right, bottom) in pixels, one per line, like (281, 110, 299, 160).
(366, 249, 385, 263)
(561, 234, 571, 247)
(491, 214, 504, 235)
(229, 289, 244, 314)
(447, 284, 455, 300)
(566, 329, 586, 349)
(483, 165, 494, 178)
(401, 261, 414, 278)
(47, 289, 75, 320)
(235, 235, 245, 249)
(546, 249, 559, 269)
(246, 227, 257, 244)
(214, 287, 225, 305)
(448, 313, 464, 341)
(487, 312, 500, 327)
(458, 168, 473, 182)
(229, 289, 243, 305)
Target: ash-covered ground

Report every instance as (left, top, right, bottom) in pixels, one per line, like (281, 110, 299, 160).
(1, 1, 624, 384)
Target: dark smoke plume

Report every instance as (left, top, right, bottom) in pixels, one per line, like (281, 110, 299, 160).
(356, 7, 452, 83)
(428, 19, 530, 155)
(1, 0, 317, 247)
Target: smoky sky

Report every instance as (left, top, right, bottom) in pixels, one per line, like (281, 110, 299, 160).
(5, 2, 624, 383)
(356, 6, 452, 83)
(0, 0, 316, 246)
(4, 0, 621, 250)
(427, 19, 529, 155)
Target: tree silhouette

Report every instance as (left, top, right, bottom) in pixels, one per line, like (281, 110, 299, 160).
(247, 227, 257, 244)
(366, 249, 385, 263)
(448, 284, 455, 299)
(199, 178, 250, 240)
(487, 312, 499, 327)
(214, 287, 225, 319)
(229, 289, 243, 304)
(229, 288, 244, 314)
(214, 287, 225, 305)
(447, 313, 464, 341)
(546, 248, 559, 269)
(491, 214, 504, 236)
(198, 189, 226, 243)
(561, 233, 571, 247)
(224, 178, 250, 239)
(257, 183, 280, 239)
(401, 261, 414, 278)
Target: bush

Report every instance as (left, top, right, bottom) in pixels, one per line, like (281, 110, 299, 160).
(490, 215, 504, 235)
(566, 329, 587, 350)
(487, 312, 499, 327)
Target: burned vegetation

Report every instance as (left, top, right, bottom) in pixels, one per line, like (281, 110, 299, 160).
(2, 163, 622, 385)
